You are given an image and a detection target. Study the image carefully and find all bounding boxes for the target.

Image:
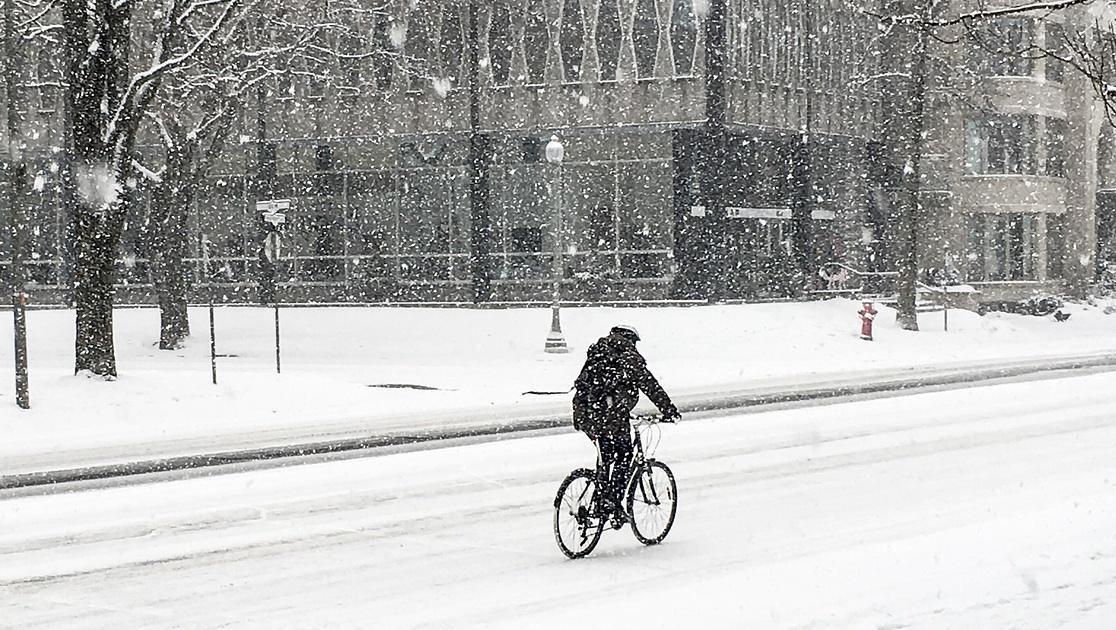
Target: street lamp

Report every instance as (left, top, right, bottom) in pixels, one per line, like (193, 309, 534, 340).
(544, 134, 568, 353)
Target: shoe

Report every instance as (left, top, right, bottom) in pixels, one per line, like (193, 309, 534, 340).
(610, 512, 628, 530)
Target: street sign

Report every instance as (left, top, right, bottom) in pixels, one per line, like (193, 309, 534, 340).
(263, 212, 286, 226)
(256, 199, 291, 213)
(689, 206, 836, 220)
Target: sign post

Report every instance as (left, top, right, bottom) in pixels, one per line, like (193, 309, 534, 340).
(256, 199, 288, 374)
(202, 235, 217, 385)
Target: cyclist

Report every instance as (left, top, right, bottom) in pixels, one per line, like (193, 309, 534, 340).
(572, 324, 681, 528)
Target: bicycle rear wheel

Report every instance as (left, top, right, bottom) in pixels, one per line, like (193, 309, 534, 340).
(626, 460, 677, 545)
(553, 468, 605, 559)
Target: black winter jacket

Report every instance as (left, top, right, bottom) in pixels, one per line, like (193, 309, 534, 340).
(572, 332, 676, 435)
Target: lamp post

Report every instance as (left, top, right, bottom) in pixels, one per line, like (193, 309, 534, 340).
(544, 134, 568, 353)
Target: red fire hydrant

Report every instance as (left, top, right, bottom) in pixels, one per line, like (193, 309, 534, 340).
(858, 301, 878, 341)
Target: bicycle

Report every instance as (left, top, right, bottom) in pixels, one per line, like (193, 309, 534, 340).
(553, 415, 678, 559)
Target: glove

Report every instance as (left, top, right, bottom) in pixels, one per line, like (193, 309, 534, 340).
(661, 407, 681, 423)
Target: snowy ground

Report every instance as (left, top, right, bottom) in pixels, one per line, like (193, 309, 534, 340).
(2, 299, 1116, 473)
(2, 371, 1114, 629)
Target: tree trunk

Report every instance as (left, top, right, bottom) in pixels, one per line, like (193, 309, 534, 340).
(63, 0, 133, 376)
(877, 1, 930, 331)
(148, 145, 194, 349)
(73, 203, 123, 376)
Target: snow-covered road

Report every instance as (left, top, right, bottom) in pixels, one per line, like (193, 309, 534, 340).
(2, 372, 1115, 629)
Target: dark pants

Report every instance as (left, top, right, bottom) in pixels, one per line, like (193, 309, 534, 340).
(593, 423, 633, 513)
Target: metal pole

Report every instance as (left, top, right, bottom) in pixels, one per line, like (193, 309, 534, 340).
(209, 298, 217, 384)
(545, 151, 568, 353)
(467, 1, 492, 303)
(274, 302, 281, 373)
(5, 0, 29, 408)
(13, 292, 29, 408)
(203, 235, 217, 384)
(702, 0, 729, 302)
(943, 292, 949, 332)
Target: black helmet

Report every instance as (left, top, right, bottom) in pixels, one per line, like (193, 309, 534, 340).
(610, 324, 640, 343)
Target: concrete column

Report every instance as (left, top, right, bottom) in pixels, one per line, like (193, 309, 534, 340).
(653, 0, 674, 79)
(616, 0, 638, 81)
(476, 4, 494, 86)
(1035, 212, 1048, 281)
(544, 0, 565, 84)
(509, 2, 529, 85)
(1063, 34, 1100, 296)
(580, 0, 601, 84)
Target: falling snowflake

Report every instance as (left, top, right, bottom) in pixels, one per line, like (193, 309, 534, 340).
(693, 0, 710, 20)
(390, 21, 407, 49)
(76, 163, 120, 208)
(433, 77, 452, 98)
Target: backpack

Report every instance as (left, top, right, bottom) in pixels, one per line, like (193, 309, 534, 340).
(572, 339, 627, 434)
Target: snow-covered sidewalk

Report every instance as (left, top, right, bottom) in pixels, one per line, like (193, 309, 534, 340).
(2, 298, 1115, 476)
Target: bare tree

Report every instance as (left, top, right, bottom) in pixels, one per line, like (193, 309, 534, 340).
(3, 0, 33, 406)
(868, 0, 1110, 321)
(60, 0, 256, 377)
(136, 0, 403, 349)
(872, 0, 937, 330)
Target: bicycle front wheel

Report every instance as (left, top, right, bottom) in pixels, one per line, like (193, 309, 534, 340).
(626, 460, 677, 545)
(553, 468, 605, 559)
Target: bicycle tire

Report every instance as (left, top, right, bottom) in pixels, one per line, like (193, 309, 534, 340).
(553, 468, 605, 559)
(626, 460, 677, 545)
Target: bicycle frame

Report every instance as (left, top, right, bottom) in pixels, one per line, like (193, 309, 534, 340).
(593, 418, 660, 512)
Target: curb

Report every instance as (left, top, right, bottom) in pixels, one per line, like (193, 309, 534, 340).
(4, 353, 1116, 490)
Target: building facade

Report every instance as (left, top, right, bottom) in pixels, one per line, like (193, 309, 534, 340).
(0, 0, 1110, 304)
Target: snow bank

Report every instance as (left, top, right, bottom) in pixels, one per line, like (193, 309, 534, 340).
(1, 299, 1114, 467)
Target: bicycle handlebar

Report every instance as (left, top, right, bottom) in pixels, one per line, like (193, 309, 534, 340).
(632, 413, 679, 425)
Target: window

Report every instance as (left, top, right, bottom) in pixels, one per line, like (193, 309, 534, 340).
(671, 0, 697, 76)
(36, 48, 56, 111)
(299, 203, 345, 282)
(965, 213, 1037, 281)
(968, 17, 1034, 77)
(525, 4, 548, 83)
(441, 7, 464, 82)
(618, 161, 671, 278)
(1045, 22, 1065, 83)
(590, 205, 616, 251)
(598, 0, 621, 80)
(197, 180, 249, 283)
(373, 13, 394, 89)
(347, 172, 398, 284)
(276, 71, 295, 100)
(305, 51, 328, 98)
(337, 33, 363, 97)
(633, 0, 658, 78)
(521, 137, 545, 163)
(259, 143, 277, 182)
(964, 114, 1038, 175)
(407, 8, 433, 84)
(561, 0, 583, 81)
(510, 226, 543, 253)
(1047, 213, 1066, 279)
(315, 145, 334, 171)
(1045, 118, 1067, 177)
(397, 170, 464, 281)
(489, 3, 512, 85)
(746, 11, 763, 82)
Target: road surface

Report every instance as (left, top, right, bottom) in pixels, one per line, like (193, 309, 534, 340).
(2, 371, 1114, 628)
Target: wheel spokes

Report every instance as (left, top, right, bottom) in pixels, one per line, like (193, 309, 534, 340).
(557, 477, 601, 553)
(630, 466, 675, 539)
